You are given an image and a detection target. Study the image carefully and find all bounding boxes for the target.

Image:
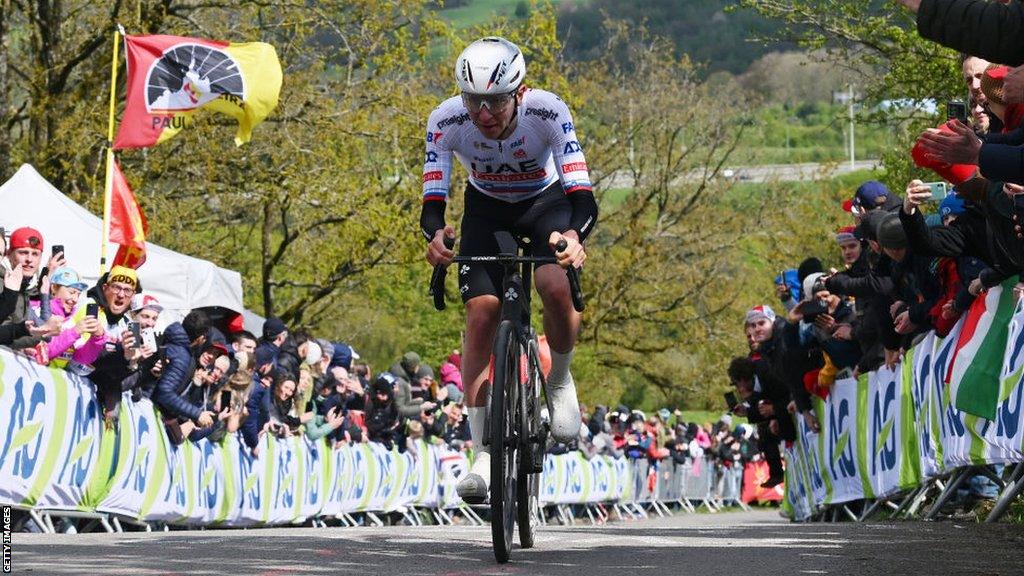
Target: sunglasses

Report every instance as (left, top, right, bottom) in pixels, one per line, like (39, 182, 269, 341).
(462, 90, 516, 114)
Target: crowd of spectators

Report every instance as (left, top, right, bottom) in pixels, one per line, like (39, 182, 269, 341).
(718, 0, 1024, 492)
(0, 225, 761, 491)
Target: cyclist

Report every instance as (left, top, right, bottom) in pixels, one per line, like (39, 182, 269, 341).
(421, 37, 598, 503)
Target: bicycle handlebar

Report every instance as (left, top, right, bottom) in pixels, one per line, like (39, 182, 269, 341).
(429, 236, 585, 312)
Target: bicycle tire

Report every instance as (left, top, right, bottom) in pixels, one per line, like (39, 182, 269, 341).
(517, 336, 542, 548)
(490, 320, 519, 563)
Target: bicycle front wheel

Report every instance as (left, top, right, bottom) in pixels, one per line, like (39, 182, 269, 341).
(517, 335, 543, 548)
(490, 320, 519, 564)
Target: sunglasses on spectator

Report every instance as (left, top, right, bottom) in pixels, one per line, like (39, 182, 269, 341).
(462, 91, 516, 113)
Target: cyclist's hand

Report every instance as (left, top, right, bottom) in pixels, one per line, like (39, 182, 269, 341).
(549, 230, 585, 269)
(427, 226, 456, 267)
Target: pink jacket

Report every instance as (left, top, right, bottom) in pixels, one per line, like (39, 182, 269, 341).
(440, 361, 463, 392)
(37, 297, 105, 367)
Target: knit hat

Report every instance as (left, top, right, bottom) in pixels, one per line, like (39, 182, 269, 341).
(796, 257, 823, 285)
(401, 351, 421, 373)
(8, 227, 44, 252)
(107, 265, 138, 290)
(939, 192, 966, 218)
(835, 225, 857, 244)
(744, 304, 776, 326)
(876, 213, 907, 249)
(262, 317, 287, 341)
(981, 65, 1009, 107)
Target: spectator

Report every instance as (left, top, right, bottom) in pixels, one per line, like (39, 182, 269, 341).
(265, 372, 302, 438)
(39, 267, 105, 370)
(153, 309, 216, 444)
(1, 227, 62, 349)
(365, 373, 403, 451)
(441, 402, 471, 451)
(230, 330, 258, 355)
(440, 351, 463, 396)
(77, 266, 146, 421)
(900, 183, 989, 324)
(241, 349, 277, 455)
(255, 316, 288, 367)
(119, 294, 165, 402)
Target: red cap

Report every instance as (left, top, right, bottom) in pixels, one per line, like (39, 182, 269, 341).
(911, 121, 978, 185)
(8, 227, 44, 252)
(841, 199, 855, 213)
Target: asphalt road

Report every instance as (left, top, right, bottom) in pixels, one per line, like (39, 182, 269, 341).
(11, 508, 1024, 576)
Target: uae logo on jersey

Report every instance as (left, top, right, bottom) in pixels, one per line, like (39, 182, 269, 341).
(145, 43, 246, 113)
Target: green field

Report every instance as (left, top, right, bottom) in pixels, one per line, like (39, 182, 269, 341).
(438, 0, 574, 28)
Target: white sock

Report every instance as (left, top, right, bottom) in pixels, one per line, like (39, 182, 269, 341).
(548, 348, 574, 389)
(467, 406, 489, 455)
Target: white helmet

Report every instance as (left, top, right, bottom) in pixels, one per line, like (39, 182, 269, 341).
(454, 37, 526, 95)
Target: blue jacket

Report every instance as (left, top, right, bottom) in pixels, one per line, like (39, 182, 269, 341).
(241, 373, 270, 449)
(152, 322, 201, 422)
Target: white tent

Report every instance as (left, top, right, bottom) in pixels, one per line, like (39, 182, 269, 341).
(0, 164, 244, 321)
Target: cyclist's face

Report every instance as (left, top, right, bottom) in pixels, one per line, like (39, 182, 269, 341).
(466, 87, 522, 139)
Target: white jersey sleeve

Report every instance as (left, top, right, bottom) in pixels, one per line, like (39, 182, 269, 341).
(541, 95, 593, 195)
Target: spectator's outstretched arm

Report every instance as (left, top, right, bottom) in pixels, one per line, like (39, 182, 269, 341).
(826, 270, 894, 299)
(240, 385, 264, 449)
(979, 144, 1024, 185)
(915, 0, 1024, 66)
(899, 205, 965, 257)
(0, 321, 29, 346)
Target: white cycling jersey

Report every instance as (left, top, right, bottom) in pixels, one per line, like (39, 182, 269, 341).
(422, 88, 593, 204)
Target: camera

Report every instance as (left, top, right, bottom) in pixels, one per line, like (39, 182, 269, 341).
(947, 100, 968, 124)
(800, 299, 829, 322)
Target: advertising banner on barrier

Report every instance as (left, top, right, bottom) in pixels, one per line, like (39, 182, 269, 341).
(0, 352, 104, 511)
(820, 376, 864, 504)
(864, 366, 904, 498)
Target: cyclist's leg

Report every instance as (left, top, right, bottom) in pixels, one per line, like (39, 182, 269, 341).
(517, 184, 582, 443)
(456, 186, 517, 501)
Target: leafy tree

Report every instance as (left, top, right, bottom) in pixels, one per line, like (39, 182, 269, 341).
(736, 0, 962, 191)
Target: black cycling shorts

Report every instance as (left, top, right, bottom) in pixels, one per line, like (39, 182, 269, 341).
(458, 181, 570, 302)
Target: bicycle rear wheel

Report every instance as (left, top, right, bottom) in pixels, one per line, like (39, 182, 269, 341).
(490, 320, 519, 563)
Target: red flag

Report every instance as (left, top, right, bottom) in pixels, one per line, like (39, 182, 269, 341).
(109, 161, 148, 269)
(114, 34, 282, 148)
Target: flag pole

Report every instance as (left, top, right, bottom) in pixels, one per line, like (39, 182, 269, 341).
(100, 27, 122, 276)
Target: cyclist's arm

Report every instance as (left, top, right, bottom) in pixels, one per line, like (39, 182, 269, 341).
(420, 107, 455, 242)
(549, 101, 598, 241)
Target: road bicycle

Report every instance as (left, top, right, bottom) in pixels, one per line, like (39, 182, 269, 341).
(430, 230, 583, 563)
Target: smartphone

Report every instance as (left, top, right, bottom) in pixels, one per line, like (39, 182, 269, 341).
(52, 244, 64, 257)
(128, 322, 141, 348)
(947, 100, 968, 124)
(923, 181, 948, 201)
(140, 327, 157, 350)
(724, 391, 738, 410)
(219, 390, 232, 411)
(85, 303, 99, 318)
